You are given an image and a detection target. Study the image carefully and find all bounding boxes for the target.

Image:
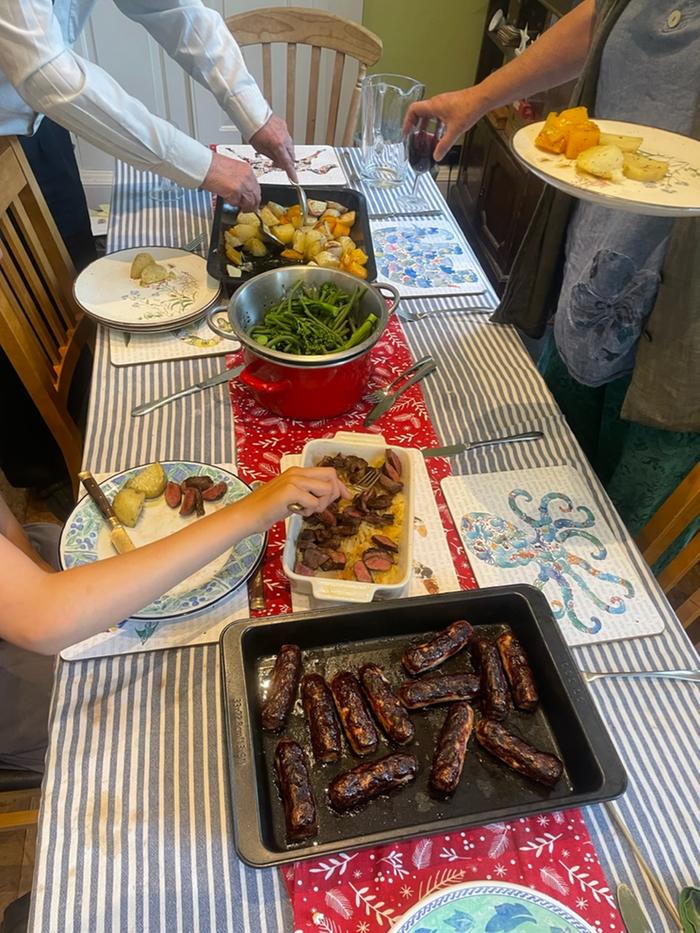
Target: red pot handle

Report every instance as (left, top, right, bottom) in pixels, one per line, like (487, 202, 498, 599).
(238, 364, 293, 395)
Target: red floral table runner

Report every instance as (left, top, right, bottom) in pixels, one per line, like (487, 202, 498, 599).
(226, 318, 620, 933)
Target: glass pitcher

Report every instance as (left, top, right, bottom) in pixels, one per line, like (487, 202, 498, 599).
(360, 74, 425, 188)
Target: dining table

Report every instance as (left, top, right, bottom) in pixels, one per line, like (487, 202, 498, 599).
(27, 151, 699, 933)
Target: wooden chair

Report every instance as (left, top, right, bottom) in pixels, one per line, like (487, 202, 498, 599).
(226, 7, 383, 146)
(0, 770, 41, 832)
(636, 462, 700, 629)
(0, 136, 92, 497)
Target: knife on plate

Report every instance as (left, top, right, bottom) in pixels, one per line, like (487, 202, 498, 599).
(131, 364, 244, 417)
(78, 470, 135, 555)
(422, 430, 544, 458)
(364, 359, 437, 427)
(617, 883, 653, 933)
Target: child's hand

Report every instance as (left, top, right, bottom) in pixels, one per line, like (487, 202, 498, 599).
(246, 467, 350, 532)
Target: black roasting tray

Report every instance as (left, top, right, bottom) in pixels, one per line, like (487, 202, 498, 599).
(207, 185, 377, 290)
(220, 586, 626, 868)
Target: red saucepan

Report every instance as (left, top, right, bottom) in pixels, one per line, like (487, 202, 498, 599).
(207, 267, 400, 420)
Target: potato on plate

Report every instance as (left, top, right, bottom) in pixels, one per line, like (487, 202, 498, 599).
(598, 132, 643, 152)
(139, 262, 170, 286)
(126, 461, 168, 499)
(622, 151, 669, 182)
(576, 144, 624, 181)
(130, 252, 155, 279)
(112, 487, 146, 527)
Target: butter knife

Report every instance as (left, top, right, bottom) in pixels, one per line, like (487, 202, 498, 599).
(617, 883, 653, 933)
(247, 482, 266, 611)
(78, 470, 135, 554)
(131, 364, 244, 417)
(422, 430, 544, 458)
(364, 359, 437, 426)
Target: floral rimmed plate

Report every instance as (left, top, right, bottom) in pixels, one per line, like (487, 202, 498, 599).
(73, 247, 222, 331)
(60, 461, 265, 621)
(391, 881, 595, 932)
(512, 119, 700, 217)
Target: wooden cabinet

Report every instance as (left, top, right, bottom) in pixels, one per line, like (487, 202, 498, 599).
(449, 0, 575, 294)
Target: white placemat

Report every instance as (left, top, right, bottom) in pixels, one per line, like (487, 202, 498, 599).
(281, 450, 460, 611)
(109, 314, 239, 366)
(371, 217, 488, 298)
(60, 464, 251, 660)
(442, 465, 665, 647)
(215, 144, 348, 186)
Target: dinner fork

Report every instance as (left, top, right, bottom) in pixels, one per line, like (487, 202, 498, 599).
(581, 668, 700, 684)
(366, 355, 435, 405)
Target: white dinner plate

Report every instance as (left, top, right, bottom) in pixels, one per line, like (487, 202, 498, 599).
(60, 461, 265, 621)
(512, 119, 700, 216)
(391, 880, 595, 932)
(74, 247, 223, 330)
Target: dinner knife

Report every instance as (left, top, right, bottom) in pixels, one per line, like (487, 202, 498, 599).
(617, 883, 653, 933)
(131, 364, 244, 417)
(422, 430, 544, 458)
(78, 470, 135, 555)
(364, 359, 437, 426)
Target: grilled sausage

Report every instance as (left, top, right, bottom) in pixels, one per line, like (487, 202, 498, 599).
(330, 671, 378, 756)
(429, 702, 475, 796)
(261, 645, 302, 733)
(274, 739, 318, 841)
(397, 672, 480, 709)
(496, 631, 539, 712)
(358, 664, 415, 746)
(328, 752, 418, 812)
(301, 674, 342, 763)
(476, 719, 563, 787)
(471, 635, 509, 721)
(402, 620, 474, 675)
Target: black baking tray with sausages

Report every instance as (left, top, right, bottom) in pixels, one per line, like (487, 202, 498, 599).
(207, 184, 376, 290)
(220, 585, 626, 867)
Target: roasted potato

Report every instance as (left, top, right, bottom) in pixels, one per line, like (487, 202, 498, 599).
(126, 461, 168, 499)
(236, 212, 260, 227)
(140, 262, 170, 286)
(112, 487, 146, 527)
(598, 132, 643, 152)
(130, 252, 155, 279)
(576, 144, 624, 181)
(622, 151, 669, 182)
(245, 237, 268, 258)
(271, 223, 295, 245)
(232, 223, 259, 243)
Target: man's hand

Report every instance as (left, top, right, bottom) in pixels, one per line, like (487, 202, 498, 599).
(403, 88, 488, 162)
(201, 152, 261, 210)
(250, 114, 298, 182)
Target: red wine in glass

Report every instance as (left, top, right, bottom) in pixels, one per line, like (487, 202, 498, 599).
(401, 118, 444, 210)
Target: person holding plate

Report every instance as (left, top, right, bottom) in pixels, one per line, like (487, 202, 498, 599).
(405, 0, 699, 547)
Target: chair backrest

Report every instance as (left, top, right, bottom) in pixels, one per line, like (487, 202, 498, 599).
(226, 7, 383, 146)
(0, 136, 91, 492)
(636, 462, 700, 629)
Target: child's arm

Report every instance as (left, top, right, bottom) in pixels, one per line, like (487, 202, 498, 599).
(0, 467, 348, 654)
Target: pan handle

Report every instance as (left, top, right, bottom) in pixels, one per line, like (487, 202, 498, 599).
(205, 305, 237, 339)
(372, 282, 400, 316)
(238, 364, 292, 395)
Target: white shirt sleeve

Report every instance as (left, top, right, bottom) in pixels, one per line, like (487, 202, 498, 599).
(0, 1, 271, 187)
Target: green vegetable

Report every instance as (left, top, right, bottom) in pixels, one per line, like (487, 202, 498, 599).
(250, 281, 371, 355)
(680, 886, 700, 933)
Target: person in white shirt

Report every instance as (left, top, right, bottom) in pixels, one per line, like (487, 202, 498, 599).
(0, 0, 297, 246)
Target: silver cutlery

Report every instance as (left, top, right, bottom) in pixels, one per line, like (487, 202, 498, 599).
(368, 209, 443, 220)
(338, 149, 360, 185)
(131, 364, 244, 417)
(422, 431, 544, 459)
(364, 358, 437, 427)
(78, 471, 135, 555)
(182, 232, 207, 255)
(617, 883, 653, 933)
(582, 668, 700, 684)
(366, 355, 435, 404)
(400, 304, 496, 321)
(247, 482, 266, 610)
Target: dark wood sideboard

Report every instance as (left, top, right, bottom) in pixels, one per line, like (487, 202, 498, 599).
(449, 0, 576, 294)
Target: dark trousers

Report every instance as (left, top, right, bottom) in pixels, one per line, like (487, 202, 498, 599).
(0, 118, 96, 486)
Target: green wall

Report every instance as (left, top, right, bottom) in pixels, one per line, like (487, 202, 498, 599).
(362, 0, 488, 99)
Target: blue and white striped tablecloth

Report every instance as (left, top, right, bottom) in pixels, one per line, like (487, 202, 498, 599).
(29, 158, 699, 933)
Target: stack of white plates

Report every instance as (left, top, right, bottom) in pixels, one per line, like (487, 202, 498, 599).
(73, 246, 223, 333)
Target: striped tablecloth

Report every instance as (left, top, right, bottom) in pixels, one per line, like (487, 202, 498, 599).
(29, 159, 699, 933)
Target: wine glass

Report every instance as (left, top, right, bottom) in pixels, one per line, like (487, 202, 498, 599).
(399, 118, 445, 211)
(148, 177, 184, 203)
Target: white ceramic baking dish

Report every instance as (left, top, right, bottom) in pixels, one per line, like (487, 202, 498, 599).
(283, 431, 415, 603)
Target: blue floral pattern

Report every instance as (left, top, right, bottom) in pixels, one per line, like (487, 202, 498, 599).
(373, 224, 481, 292)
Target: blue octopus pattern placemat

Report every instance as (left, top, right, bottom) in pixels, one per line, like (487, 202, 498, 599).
(441, 465, 664, 647)
(371, 219, 488, 298)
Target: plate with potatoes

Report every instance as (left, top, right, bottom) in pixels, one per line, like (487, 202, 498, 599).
(513, 112, 700, 217)
(59, 461, 266, 621)
(73, 247, 223, 332)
